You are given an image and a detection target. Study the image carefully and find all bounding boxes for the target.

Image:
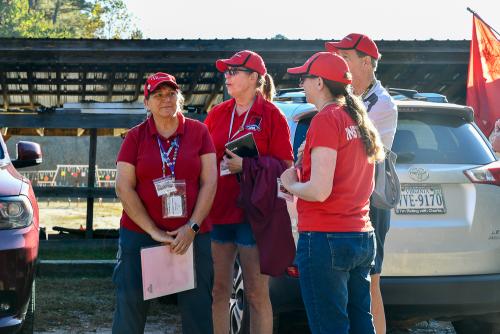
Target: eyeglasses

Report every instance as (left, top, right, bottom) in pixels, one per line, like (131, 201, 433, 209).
(299, 75, 318, 85)
(224, 68, 254, 76)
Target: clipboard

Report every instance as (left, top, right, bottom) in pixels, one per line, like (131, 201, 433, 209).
(225, 132, 259, 158)
(140, 244, 196, 300)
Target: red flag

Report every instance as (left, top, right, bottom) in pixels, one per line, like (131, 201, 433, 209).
(466, 15, 500, 136)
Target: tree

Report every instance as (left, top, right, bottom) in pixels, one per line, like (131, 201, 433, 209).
(0, 0, 141, 38)
(271, 34, 288, 40)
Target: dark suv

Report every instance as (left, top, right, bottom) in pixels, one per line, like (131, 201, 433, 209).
(0, 134, 42, 334)
(229, 89, 500, 334)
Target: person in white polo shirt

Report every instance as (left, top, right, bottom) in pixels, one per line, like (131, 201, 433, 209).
(326, 33, 398, 334)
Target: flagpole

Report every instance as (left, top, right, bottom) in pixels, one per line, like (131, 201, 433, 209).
(467, 7, 500, 37)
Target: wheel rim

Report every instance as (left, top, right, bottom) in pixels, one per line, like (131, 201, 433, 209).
(229, 263, 244, 334)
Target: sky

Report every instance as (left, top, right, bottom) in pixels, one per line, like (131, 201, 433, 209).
(123, 0, 500, 40)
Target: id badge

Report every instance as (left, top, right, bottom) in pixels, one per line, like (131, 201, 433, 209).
(153, 176, 176, 197)
(220, 160, 231, 176)
(162, 180, 187, 218)
(277, 178, 294, 202)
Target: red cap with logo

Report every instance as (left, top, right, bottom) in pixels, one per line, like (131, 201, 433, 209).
(216, 50, 267, 76)
(144, 72, 179, 98)
(287, 52, 352, 85)
(325, 33, 380, 59)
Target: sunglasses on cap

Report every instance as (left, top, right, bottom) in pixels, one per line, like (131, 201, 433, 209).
(224, 68, 254, 76)
(299, 74, 318, 85)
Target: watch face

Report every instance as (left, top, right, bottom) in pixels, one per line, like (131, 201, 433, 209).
(191, 223, 200, 233)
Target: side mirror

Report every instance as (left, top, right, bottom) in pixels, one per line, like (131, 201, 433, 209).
(12, 141, 42, 168)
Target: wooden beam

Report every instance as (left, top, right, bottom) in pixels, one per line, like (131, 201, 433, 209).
(0, 71, 8, 110)
(80, 70, 86, 102)
(107, 69, 115, 102)
(185, 66, 203, 103)
(33, 186, 116, 198)
(86, 128, 97, 239)
(26, 71, 35, 110)
(56, 70, 61, 107)
(203, 81, 223, 112)
(133, 71, 144, 102)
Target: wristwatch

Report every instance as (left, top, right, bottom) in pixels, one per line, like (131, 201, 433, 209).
(189, 221, 200, 234)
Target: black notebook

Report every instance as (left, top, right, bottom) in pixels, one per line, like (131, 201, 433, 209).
(225, 133, 259, 158)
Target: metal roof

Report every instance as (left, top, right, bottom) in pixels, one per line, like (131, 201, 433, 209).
(0, 38, 470, 115)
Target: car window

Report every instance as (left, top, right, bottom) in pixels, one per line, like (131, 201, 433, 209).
(392, 113, 496, 164)
(293, 117, 312, 160)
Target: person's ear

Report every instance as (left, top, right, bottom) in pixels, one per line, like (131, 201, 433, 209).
(317, 77, 325, 91)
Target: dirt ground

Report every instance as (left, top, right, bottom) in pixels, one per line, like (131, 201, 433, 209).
(34, 277, 180, 334)
(33, 277, 456, 334)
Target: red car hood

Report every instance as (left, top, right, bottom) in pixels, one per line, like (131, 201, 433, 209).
(0, 164, 22, 196)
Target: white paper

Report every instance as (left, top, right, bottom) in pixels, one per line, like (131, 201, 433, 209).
(141, 244, 195, 300)
(167, 195, 184, 217)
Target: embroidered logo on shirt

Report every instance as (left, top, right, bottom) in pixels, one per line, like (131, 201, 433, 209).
(245, 116, 262, 131)
(364, 93, 378, 113)
(346, 125, 361, 141)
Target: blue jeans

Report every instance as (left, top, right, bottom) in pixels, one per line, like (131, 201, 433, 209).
(296, 231, 376, 334)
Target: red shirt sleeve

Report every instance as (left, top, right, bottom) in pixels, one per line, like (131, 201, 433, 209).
(308, 112, 341, 151)
(268, 107, 294, 162)
(204, 107, 215, 133)
(199, 123, 216, 155)
(117, 128, 139, 165)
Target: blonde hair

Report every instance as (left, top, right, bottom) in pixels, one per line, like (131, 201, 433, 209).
(323, 80, 385, 163)
(257, 73, 276, 101)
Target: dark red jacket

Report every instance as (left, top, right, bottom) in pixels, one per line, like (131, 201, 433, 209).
(239, 156, 295, 277)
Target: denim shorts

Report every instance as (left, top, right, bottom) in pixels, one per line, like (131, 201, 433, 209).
(369, 205, 391, 275)
(211, 222, 256, 247)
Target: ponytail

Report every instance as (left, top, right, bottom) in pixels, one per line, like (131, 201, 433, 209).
(323, 80, 384, 163)
(343, 91, 384, 163)
(257, 73, 276, 101)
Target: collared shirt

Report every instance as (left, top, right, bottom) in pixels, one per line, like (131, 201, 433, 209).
(117, 112, 215, 233)
(297, 103, 374, 233)
(205, 92, 294, 225)
(363, 80, 398, 149)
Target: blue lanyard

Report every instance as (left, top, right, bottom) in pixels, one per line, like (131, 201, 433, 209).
(156, 136, 179, 179)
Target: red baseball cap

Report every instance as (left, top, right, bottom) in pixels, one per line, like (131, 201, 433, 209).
(144, 72, 179, 98)
(287, 52, 352, 85)
(216, 50, 267, 76)
(325, 33, 381, 59)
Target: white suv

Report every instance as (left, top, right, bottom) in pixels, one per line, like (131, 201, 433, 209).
(229, 89, 500, 334)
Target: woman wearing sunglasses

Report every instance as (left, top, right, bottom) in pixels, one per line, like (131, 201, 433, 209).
(280, 52, 384, 334)
(204, 50, 293, 334)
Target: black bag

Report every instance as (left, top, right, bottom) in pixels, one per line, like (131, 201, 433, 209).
(372, 149, 401, 210)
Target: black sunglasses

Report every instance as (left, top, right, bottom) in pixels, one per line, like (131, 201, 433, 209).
(224, 68, 254, 76)
(299, 74, 318, 85)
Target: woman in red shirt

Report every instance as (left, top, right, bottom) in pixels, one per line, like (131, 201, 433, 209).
(205, 50, 293, 334)
(113, 73, 217, 334)
(280, 52, 384, 334)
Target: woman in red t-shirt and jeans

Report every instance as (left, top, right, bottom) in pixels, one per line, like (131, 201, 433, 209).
(280, 52, 384, 334)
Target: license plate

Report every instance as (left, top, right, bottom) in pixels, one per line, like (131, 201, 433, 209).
(395, 184, 446, 214)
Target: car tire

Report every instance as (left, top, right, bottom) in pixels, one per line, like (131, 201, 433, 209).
(452, 318, 497, 334)
(20, 280, 35, 334)
(230, 261, 249, 334)
(229, 260, 280, 334)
